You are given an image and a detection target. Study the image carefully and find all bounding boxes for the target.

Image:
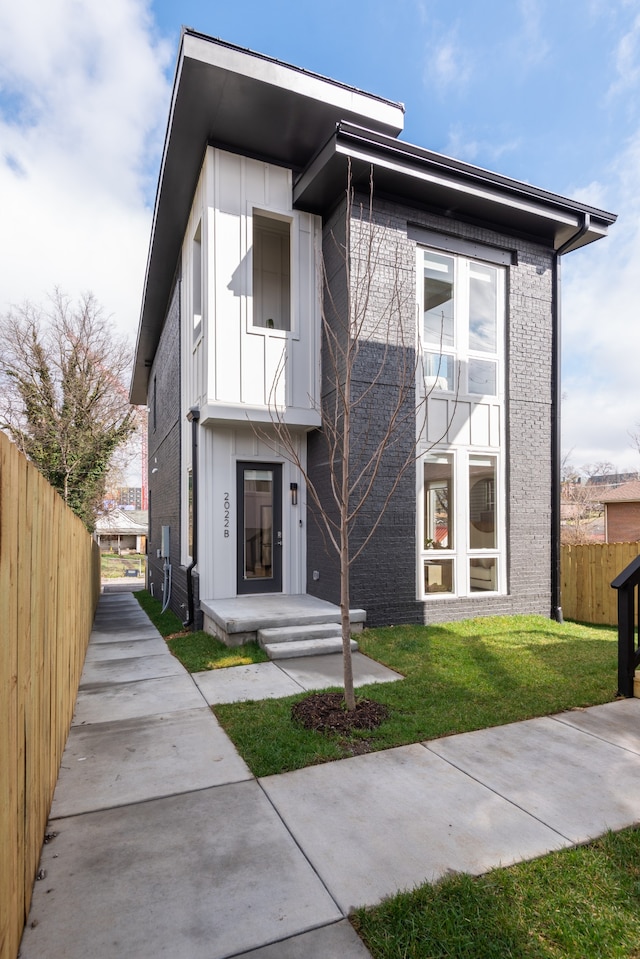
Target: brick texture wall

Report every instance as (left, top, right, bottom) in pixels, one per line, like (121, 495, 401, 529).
(146, 272, 201, 626)
(307, 192, 555, 626)
(606, 503, 640, 543)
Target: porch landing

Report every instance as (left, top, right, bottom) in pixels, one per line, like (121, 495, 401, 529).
(200, 594, 366, 657)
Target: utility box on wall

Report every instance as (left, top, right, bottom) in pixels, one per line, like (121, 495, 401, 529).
(161, 525, 170, 559)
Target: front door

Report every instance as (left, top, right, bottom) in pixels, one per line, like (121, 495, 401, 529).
(236, 462, 283, 594)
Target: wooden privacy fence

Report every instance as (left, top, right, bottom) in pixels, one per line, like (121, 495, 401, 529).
(0, 432, 101, 959)
(561, 542, 640, 625)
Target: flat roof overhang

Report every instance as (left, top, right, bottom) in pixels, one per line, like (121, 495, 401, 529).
(294, 123, 617, 253)
(130, 31, 404, 403)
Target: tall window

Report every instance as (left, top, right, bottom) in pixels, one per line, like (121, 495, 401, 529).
(423, 250, 503, 398)
(252, 214, 291, 331)
(419, 246, 505, 599)
(423, 453, 454, 595)
(192, 221, 202, 341)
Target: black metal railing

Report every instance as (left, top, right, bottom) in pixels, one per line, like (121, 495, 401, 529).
(611, 555, 640, 697)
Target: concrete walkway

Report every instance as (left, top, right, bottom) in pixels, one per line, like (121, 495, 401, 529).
(20, 591, 640, 958)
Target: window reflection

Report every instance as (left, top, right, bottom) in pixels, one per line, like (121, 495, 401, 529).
(424, 253, 454, 347)
(469, 264, 497, 352)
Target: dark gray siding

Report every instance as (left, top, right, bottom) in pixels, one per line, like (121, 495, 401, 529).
(146, 271, 201, 625)
(308, 193, 555, 626)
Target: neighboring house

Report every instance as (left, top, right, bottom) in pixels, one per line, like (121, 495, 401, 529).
(130, 29, 615, 632)
(94, 508, 148, 553)
(601, 482, 640, 543)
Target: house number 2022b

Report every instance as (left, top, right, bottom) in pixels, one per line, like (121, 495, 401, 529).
(223, 493, 230, 537)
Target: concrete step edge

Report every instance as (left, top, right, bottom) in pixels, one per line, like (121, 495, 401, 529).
(264, 637, 359, 659)
(258, 623, 344, 643)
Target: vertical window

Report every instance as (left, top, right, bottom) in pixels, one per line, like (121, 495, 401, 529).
(152, 375, 157, 432)
(469, 456, 496, 550)
(418, 246, 505, 600)
(423, 252, 454, 347)
(193, 221, 202, 341)
(423, 453, 455, 595)
(421, 249, 502, 398)
(253, 214, 291, 331)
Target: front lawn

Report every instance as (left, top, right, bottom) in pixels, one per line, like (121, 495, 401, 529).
(352, 827, 640, 959)
(133, 590, 268, 670)
(214, 616, 619, 777)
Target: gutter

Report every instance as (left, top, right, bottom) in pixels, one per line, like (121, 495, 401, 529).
(551, 214, 591, 622)
(184, 406, 200, 628)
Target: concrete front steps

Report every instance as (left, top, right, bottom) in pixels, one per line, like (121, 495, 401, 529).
(258, 622, 359, 659)
(200, 594, 366, 659)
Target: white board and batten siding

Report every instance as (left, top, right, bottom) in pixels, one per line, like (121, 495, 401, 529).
(180, 147, 320, 591)
(181, 145, 322, 423)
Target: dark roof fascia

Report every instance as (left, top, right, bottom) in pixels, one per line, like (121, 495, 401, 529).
(293, 122, 617, 253)
(182, 28, 405, 121)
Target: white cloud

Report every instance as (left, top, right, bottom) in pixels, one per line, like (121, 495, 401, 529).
(421, 19, 472, 94)
(444, 126, 521, 166)
(608, 12, 640, 97)
(0, 0, 172, 342)
(513, 0, 550, 68)
(562, 131, 640, 471)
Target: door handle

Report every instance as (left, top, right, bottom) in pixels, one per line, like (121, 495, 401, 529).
(276, 531, 282, 547)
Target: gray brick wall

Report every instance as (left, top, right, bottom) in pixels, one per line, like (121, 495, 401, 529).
(146, 271, 201, 626)
(308, 192, 556, 626)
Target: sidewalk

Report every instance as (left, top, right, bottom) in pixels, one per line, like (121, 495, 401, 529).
(19, 590, 640, 958)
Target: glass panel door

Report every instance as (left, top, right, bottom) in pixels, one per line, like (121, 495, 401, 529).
(237, 462, 282, 594)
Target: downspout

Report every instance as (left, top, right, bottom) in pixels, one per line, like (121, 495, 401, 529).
(551, 213, 590, 622)
(184, 406, 200, 628)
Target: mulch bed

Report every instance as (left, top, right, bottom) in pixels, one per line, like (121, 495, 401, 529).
(291, 692, 389, 735)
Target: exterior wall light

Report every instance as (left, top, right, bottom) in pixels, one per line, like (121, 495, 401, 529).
(290, 482, 298, 506)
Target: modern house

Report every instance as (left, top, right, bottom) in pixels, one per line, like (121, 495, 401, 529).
(94, 508, 148, 554)
(130, 28, 616, 643)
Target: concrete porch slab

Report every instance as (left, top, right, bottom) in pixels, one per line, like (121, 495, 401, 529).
(79, 652, 185, 687)
(50, 707, 252, 817)
(200, 593, 366, 644)
(427, 713, 640, 844)
(260, 743, 568, 912)
(21, 782, 342, 959)
(72, 674, 204, 726)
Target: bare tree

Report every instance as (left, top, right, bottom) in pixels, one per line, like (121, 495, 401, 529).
(0, 289, 137, 531)
(560, 479, 601, 543)
(266, 168, 451, 710)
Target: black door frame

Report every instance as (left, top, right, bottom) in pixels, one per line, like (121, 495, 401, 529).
(236, 461, 283, 595)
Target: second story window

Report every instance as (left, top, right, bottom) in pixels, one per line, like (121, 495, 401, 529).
(422, 249, 504, 399)
(193, 221, 202, 342)
(252, 214, 291, 331)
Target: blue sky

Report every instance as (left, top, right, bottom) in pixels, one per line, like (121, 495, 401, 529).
(1, 0, 639, 473)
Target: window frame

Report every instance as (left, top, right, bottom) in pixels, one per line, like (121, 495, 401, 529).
(249, 208, 296, 338)
(421, 248, 505, 401)
(418, 448, 504, 599)
(417, 242, 506, 601)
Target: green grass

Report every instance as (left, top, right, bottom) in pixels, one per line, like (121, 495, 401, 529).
(100, 552, 146, 579)
(133, 590, 268, 671)
(134, 589, 185, 636)
(167, 632, 269, 672)
(214, 616, 619, 777)
(352, 827, 640, 959)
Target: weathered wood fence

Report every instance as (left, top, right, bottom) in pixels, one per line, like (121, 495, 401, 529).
(0, 432, 100, 959)
(561, 542, 640, 625)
